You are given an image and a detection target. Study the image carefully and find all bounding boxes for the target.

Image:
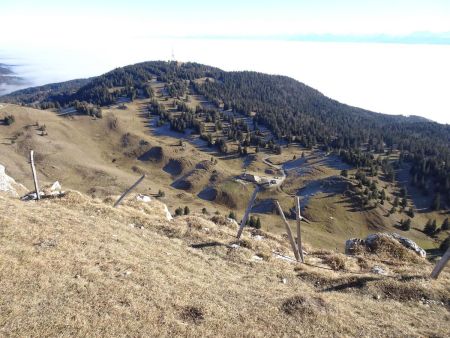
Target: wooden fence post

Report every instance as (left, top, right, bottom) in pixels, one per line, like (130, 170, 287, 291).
(30, 150, 40, 200)
(236, 186, 259, 239)
(275, 200, 300, 262)
(430, 247, 450, 279)
(295, 197, 305, 263)
(113, 174, 146, 208)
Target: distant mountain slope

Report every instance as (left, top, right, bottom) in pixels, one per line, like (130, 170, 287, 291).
(1, 61, 449, 206)
(1, 78, 91, 106)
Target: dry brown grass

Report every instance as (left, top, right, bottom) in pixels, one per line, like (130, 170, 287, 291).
(322, 253, 347, 271)
(0, 191, 449, 337)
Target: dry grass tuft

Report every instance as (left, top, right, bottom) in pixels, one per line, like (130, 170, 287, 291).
(281, 295, 328, 317)
(322, 253, 347, 271)
(367, 236, 422, 263)
(180, 306, 205, 324)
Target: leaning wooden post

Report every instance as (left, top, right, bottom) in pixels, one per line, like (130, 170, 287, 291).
(295, 197, 305, 263)
(30, 150, 40, 200)
(236, 185, 260, 239)
(275, 200, 300, 262)
(113, 174, 146, 208)
(430, 247, 450, 279)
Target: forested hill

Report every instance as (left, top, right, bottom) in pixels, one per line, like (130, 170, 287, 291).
(2, 61, 449, 206)
(3, 61, 448, 152)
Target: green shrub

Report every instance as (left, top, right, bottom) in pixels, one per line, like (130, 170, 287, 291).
(4, 115, 15, 125)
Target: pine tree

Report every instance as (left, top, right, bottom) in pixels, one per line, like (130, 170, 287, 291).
(424, 219, 437, 235)
(440, 236, 450, 252)
(393, 196, 399, 207)
(431, 192, 441, 210)
(401, 218, 411, 231)
(184, 206, 190, 215)
(255, 217, 262, 229)
(442, 218, 449, 231)
(401, 197, 407, 208)
(249, 216, 256, 228)
(406, 207, 415, 218)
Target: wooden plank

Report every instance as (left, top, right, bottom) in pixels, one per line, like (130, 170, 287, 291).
(30, 150, 40, 201)
(275, 200, 300, 262)
(113, 174, 146, 208)
(430, 247, 450, 279)
(236, 185, 259, 239)
(295, 197, 305, 263)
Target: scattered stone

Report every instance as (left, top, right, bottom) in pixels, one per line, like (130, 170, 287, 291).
(34, 239, 57, 248)
(371, 266, 387, 275)
(345, 238, 365, 254)
(389, 233, 427, 258)
(230, 243, 240, 249)
(251, 255, 263, 261)
(42, 181, 62, 195)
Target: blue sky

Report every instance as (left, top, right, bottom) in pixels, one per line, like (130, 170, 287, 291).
(1, 0, 450, 43)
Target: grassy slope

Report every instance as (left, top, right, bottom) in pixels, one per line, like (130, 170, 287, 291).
(0, 102, 447, 253)
(0, 191, 449, 337)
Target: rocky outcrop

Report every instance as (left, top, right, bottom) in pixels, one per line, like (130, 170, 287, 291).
(346, 233, 426, 258)
(0, 164, 27, 197)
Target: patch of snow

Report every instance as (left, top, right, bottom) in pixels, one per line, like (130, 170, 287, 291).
(272, 252, 297, 263)
(251, 255, 263, 261)
(136, 194, 151, 203)
(226, 218, 239, 227)
(163, 203, 173, 221)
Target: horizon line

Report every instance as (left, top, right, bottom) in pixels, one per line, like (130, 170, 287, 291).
(172, 32, 450, 45)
